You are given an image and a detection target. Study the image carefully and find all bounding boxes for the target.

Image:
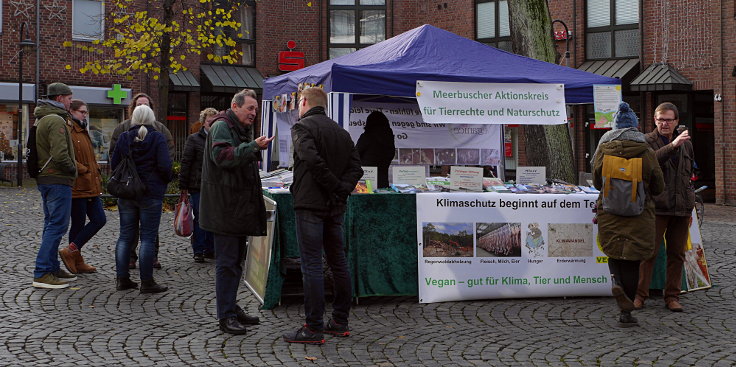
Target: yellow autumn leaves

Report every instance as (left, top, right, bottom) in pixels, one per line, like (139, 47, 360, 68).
(62, 0, 244, 78)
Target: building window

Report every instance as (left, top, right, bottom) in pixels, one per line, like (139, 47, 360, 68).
(240, 1, 256, 66)
(586, 0, 639, 59)
(88, 106, 124, 162)
(329, 0, 386, 59)
(475, 0, 512, 52)
(73, 0, 104, 41)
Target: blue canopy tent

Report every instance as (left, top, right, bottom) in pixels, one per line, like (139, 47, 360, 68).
(261, 24, 620, 168)
(264, 24, 618, 102)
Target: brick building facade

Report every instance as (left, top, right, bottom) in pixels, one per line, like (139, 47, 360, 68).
(1, 0, 733, 204)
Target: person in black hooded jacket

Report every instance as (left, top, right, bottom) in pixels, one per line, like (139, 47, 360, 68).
(355, 111, 395, 188)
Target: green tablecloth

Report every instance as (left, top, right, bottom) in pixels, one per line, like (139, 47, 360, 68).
(345, 194, 418, 298)
(261, 191, 417, 309)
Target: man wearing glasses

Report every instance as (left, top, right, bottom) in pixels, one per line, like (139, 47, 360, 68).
(634, 102, 695, 312)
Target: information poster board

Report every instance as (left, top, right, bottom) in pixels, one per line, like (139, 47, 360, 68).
(592, 85, 622, 129)
(416, 192, 609, 304)
(245, 196, 277, 304)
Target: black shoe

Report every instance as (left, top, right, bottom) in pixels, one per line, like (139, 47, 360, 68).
(283, 325, 325, 345)
(219, 317, 247, 335)
(203, 252, 215, 259)
(152, 258, 162, 269)
(235, 305, 260, 325)
(617, 311, 639, 328)
(193, 253, 205, 263)
(139, 279, 168, 294)
(324, 319, 350, 337)
(116, 277, 138, 291)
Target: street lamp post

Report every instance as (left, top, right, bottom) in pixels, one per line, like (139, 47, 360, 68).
(17, 22, 35, 187)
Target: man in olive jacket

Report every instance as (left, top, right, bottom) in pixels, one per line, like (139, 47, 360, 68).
(283, 87, 363, 345)
(31, 83, 78, 289)
(635, 102, 696, 312)
(199, 89, 274, 335)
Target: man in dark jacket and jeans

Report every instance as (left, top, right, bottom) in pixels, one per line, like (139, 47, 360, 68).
(199, 89, 274, 335)
(634, 102, 695, 312)
(283, 87, 363, 344)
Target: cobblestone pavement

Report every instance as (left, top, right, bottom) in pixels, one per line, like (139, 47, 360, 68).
(1, 187, 735, 366)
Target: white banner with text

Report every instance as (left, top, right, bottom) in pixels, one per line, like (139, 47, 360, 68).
(415, 81, 568, 125)
(416, 192, 610, 304)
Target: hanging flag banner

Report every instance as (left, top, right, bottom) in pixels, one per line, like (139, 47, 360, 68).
(592, 84, 622, 129)
(415, 81, 567, 125)
(417, 192, 610, 304)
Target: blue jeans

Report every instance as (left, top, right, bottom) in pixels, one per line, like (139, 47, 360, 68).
(214, 234, 247, 320)
(190, 192, 214, 255)
(35, 184, 72, 278)
(295, 209, 352, 332)
(69, 197, 107, 249)
(115, 198, 163, 281)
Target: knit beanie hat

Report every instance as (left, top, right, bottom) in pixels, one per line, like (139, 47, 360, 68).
(47, 82, 73, 97)
(614, 102, 638, 129)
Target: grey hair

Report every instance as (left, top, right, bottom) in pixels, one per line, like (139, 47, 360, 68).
(131, 104, 155, 142)
(231, 89, 257, 107)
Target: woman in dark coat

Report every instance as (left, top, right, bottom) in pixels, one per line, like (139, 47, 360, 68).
(111, 104, 172, 294)
(355, 111, 395, 188)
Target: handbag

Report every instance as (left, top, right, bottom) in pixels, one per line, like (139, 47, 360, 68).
(107, 146, 147, 199)
(174, 192, 194, 237)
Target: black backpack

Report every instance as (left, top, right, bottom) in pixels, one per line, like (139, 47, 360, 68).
(107, 145, 147, 199)
(25, 124, 51, 179)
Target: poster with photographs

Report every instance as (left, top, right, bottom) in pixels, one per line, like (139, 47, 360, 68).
(417, 192, 609, 304)
(347, 100, 500, 166)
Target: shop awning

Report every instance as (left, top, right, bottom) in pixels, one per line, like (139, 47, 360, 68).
(630, 63, 692, 92)
(169, 70, 199, 92)
(578, 59, 639, 84)
(201, 65, 263, 93)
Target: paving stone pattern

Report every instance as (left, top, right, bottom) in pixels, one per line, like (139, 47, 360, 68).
(1, 187, 736, 366)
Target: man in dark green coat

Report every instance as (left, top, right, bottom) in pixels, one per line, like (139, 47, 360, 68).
(199, 89, 274, 335)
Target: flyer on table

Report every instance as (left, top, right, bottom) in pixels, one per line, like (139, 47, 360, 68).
(416, 192, 611, 304)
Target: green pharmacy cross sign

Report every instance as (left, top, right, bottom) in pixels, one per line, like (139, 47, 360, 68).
(107, 84, 128, 105)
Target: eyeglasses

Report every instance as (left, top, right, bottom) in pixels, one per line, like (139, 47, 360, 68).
(655, 118, 677, 123)
(76, 110, 89, 115)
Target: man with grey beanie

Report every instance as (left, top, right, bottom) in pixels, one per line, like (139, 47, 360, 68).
(591, 102, 665, 327)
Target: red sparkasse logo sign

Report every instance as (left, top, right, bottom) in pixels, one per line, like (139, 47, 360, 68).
(278, 40, 305, 71)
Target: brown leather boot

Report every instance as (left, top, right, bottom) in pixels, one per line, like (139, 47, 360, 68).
(59, 247, 78, 274)
(75, 250, 97, 273)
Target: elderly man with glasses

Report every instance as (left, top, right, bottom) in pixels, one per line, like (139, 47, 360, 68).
(634, 102, 695, 313)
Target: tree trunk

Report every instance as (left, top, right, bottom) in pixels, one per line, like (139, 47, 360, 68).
(508, 0, 576, 184)
(157, 0, 175, 124)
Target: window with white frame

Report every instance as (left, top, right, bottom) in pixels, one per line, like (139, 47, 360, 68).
(73, 0, 104, 41)
(475, 0, 512, 52)
(329, 0, 386, 59)
(586, 0, 639, 59)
